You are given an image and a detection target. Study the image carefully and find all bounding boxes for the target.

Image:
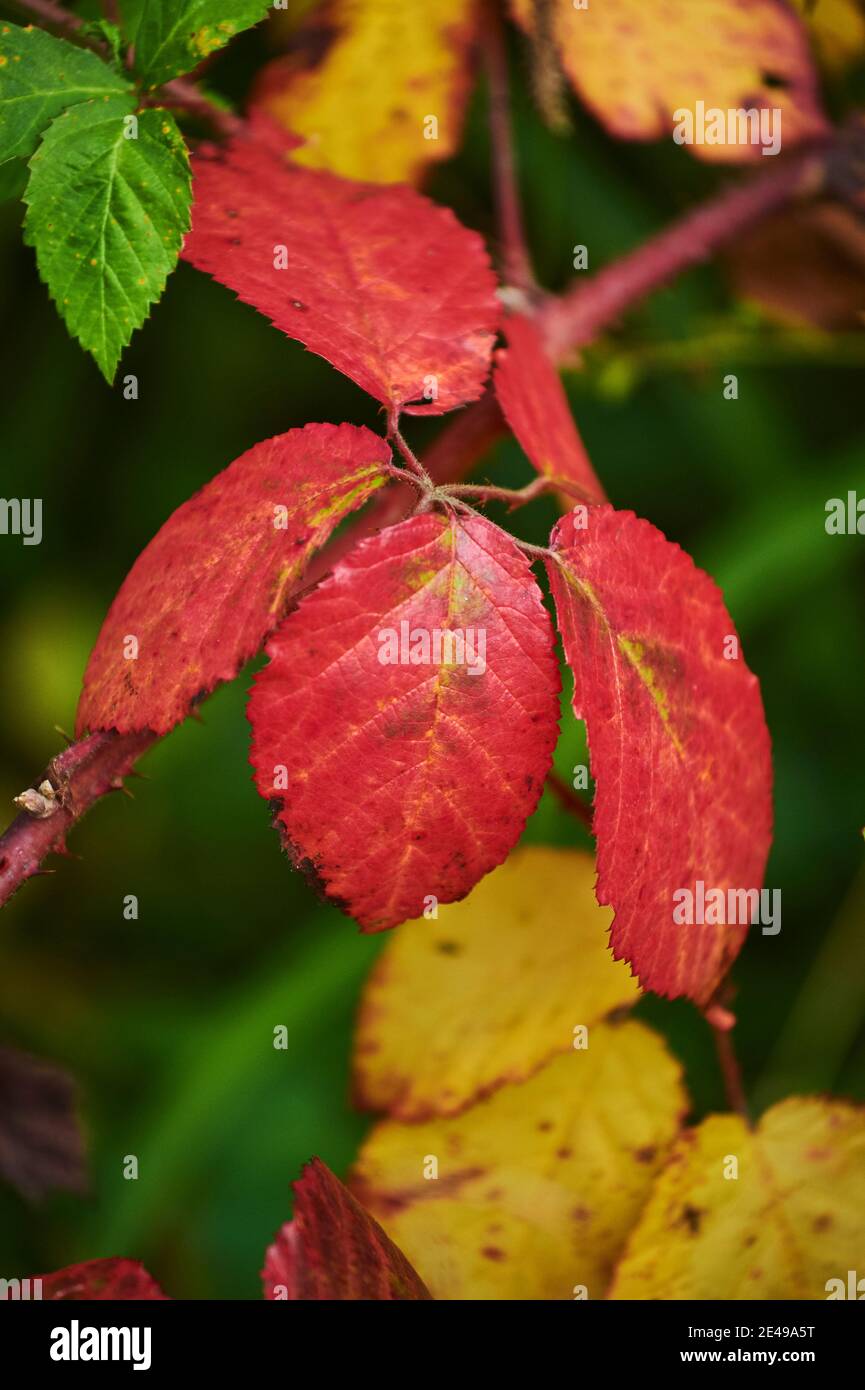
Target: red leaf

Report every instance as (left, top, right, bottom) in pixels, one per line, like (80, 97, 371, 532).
(248, 511, 559, 929)
(182, 134, 499, 417)
(262, 1158, 431, 1300)
(2, 1259, 168, 1300)
(76, 424, 389, 737)
(546, 505, 773, 1004)
(494, 315, 605, 503)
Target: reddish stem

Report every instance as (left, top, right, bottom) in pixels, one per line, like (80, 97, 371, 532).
(546, 770, 593, 831)
(483, 0, 537, 293)
(0, 732, 157, 908)
(542, 144, 828, 355)
(441, 475, 589, 508)
(389, 428, 434, 487)
(710, 1019, 752, 1126)
(9, 0, 77, 35)
(147, 77, 243, 140)
(426, 143, 831, 476)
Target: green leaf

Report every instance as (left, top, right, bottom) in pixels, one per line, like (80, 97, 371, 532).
(24, 99, 192, 382)
(79, 19, 125, 71)
(121, 0, 272, 87)
(0, 21, 130, 163)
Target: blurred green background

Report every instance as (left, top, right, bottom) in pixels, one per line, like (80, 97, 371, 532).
(1, 7, 864, 1298)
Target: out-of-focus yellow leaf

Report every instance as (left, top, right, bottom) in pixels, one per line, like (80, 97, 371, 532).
(610, 1097, 865, 1299)
(352, 1020, 687, 1300)
(353, 847, 639, 1121)
(253, 0, 479, 183)
(511, 0, 827, 161)
(791, 0, 865, 71)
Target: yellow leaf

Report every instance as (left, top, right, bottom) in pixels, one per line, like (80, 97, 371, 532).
(354, 846, 639, 1120)
(511, 0, 827, 161)
(352, 1020, 687, 1299)
(610, 1097, 865, 1299)
(791, 0, 865, 71)
(254, 0, 479, 183)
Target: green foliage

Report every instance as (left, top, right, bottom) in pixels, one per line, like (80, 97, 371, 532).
(23, 99, 191, 381)
(0, 22, 130, 163)
(79, 18, 125, 69)
(0, 5, 270, 382)
(120, 0, 273, 87)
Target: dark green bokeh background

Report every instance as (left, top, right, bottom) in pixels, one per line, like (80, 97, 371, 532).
(1, 12, 864, 1298)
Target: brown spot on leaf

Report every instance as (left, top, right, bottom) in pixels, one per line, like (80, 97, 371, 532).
(680, 1204, 703, 1235)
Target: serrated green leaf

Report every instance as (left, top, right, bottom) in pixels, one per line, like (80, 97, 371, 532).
(121, 0, 272, 87)
(24, 99, 191, 382)
(0, 21, 130, 163)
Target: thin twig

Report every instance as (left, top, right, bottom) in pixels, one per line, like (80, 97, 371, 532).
(546, 770, 593, 831)
(511, 537, 553, 561)
(440, 475, 592, 509)
(423, 140, 834, 485)
(9, 0, 79, 38)
(389, 428, 434, 489)
(710, 1018, 752, 1126)
(382, 460, 426, 491)
(483, 0, 537, 293)
(542, 143, 829, 356)
(147, 77, 244, 140)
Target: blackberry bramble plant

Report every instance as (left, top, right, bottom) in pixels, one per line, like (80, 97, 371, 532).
(1, 0, 864, 1304)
